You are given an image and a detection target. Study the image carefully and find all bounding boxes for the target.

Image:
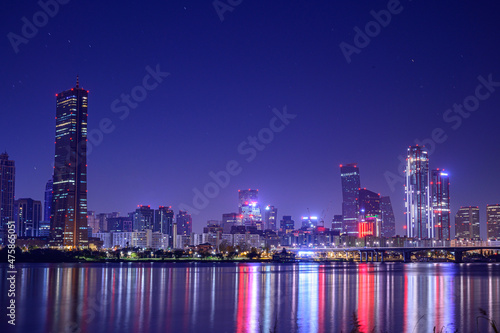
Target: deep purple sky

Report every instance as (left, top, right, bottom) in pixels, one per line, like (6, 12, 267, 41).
(1, 1, 499, 236)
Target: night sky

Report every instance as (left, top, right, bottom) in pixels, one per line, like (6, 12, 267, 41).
(2, 1, 499, 236)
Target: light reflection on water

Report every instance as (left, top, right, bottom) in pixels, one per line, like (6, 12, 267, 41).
(1, 262, 500, 332)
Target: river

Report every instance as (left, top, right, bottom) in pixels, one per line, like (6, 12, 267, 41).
(1, 262, 499, 332)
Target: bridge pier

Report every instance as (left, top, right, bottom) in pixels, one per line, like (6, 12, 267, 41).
(403, 251, 411, 263)
(454, 251, 463, 263)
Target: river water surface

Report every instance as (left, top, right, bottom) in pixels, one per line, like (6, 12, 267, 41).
(1, 262, 499, 332)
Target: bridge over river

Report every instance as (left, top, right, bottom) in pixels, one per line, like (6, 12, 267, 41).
(285, 246, 500, 263)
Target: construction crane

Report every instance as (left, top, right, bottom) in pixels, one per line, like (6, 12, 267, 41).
(320, 201, 333, 228)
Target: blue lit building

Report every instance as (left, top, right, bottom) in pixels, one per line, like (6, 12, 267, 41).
(430, 169, 450, 240)
(405, 146, 431, 239)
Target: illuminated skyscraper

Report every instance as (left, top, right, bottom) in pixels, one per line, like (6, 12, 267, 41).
(134, 205, 154, 231)
(430, 169, 451, 240)
(455, 206, 480, 240)
(238, 189, 261, 228)
(50, 78, 88, 248)
(155, 206, 175, 245)
(487, 204, 500, 240)
(358, 189, 381, 238)
(264, 205, 278, 231)
(358, 189, 381, 219)
(380, 196, 396, 237)
(340, 164, 360, 236)
(14, 198, 42, 237)
(404, 146, 431, 239)
(0, 152, 15, 245)
(176, 210, 192, 236)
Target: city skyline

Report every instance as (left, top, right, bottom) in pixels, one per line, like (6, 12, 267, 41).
(3, 3, 500, 333)
(2, 2, 500, 239)
(3, 128, 499, 237)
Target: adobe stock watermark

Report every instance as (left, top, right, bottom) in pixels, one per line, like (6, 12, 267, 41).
(7, 0, 70, 54)
(88, 64, 169, 156)
(53, 64, 169, 177)
(213, 0, 242, 22)
(179, 106, 296, 214)
(339, 0, 409, 64)
(384, 73, 500, 191)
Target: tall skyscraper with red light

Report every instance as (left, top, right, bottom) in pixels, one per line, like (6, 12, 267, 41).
(50, 78, 88, 248)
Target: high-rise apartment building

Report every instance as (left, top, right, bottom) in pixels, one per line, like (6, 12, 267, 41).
(405, 146, 431, 239)
(134, 205, 155, 231)
(176, 210, 192, 236)
(50, 79, 88, 248)
(430, 169, 451, 240)
(380, 196, 395, 237)
(155, 206, 175, 244)
(0, 152, 15, 245)
(340, 164, 360, 236)
(487, 204, 500, 240)
(455, 206, 480, 240)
